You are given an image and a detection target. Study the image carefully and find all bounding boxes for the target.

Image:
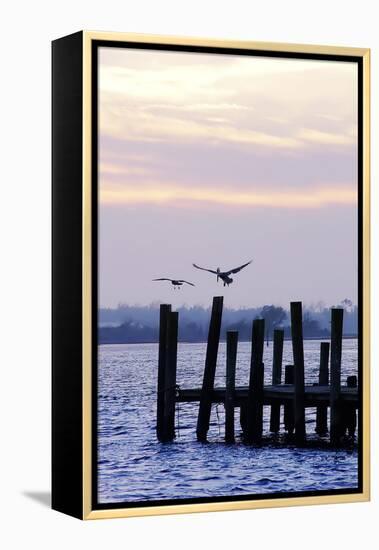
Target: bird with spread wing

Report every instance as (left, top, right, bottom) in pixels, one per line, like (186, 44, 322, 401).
(153, 278, 195, 290)
(192, 260, 252, 287)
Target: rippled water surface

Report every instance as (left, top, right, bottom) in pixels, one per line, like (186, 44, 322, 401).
(98, 339, 358, 503)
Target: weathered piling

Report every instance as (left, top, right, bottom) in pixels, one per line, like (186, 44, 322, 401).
(316, 342, 330, 435)
(343, 375, 357, 437)
(330, 308, 344, 445)
(156, 304, 171, 442)
(245, 318, 265, 443)
(225, 331, 238, 443)
(196, 296, 224, 442)
(270, 329, 284, 433)
(290, 302, 306, 444)
(162, 311, 179, 442)
(284, 365, 295, 434)
(240, 405, 247, 435)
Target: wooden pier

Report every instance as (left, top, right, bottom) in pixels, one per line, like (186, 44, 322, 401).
(156, 297, 359, 446)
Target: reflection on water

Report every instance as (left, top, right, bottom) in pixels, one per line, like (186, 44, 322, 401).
(98, 340, 358, 503)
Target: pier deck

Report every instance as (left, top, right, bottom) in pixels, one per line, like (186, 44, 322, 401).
(156, 297, 359, 446)
(177, 384, 359, 406)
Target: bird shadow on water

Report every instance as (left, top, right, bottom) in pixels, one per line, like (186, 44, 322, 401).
(22, 491, 51, 508)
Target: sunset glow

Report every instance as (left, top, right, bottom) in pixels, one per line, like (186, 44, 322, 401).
(100, 184, 357, 209)
(98, 46, 358, 309)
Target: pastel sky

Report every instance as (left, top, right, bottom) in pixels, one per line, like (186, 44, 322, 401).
(98, 46, 358, 309)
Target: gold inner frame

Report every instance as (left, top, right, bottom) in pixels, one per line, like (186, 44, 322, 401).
(82, 31, 370, 520)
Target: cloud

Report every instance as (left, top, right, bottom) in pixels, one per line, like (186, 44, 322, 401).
(99, 48, 358, 154)
(99, 162, 152, 177)
(298, 128, 357, 146)
(101, 108, 303, 149)
(100, 182, 357, 209)
(98, 47, 358, 211)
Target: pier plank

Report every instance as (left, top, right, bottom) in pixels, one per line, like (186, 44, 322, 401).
(177, 385, 358, 406)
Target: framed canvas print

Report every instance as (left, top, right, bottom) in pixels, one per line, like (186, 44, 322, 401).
(52, 31, 370, 520)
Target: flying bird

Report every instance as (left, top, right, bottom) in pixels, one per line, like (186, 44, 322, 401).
(192, 260, 252, 287)
(153, 278, 195, 290)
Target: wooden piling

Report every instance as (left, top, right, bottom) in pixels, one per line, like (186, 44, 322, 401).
(284, 365, 294, 434)
(347, 375, 357, 386)
(270, 329, 284, 433)
(330, 308, 344, 445)
(162, 312, 179, 442)
(225, 331, 238, 443)
(196, 296, 224, 442)
(290, 302, 306, 444)
(245, 318, 265, 443)
(316, 342, 329, 435)
(240, 405, 247, 435)
(343, 375, 357, 437)
(156, 304, 171, 442)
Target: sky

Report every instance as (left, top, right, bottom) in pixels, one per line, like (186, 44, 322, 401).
(98, 46, 358, 310)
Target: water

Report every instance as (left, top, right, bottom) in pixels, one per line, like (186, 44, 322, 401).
(98, 339, 358, 503)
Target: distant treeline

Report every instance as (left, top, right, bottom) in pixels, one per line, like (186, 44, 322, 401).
(99, 300, 358, 344)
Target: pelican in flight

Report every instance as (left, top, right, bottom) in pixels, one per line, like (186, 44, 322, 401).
(153, 278, 195, 290)
(192, 260, 252, 287)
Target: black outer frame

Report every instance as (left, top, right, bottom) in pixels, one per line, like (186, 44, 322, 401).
(52, 31, 84, 519)
(52, 32, 364, 519)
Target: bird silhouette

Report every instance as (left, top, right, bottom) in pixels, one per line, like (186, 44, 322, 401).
(192, 260, 252, 287)
(153, 278, 195, 290)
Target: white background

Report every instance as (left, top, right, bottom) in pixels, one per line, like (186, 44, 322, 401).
(0, 0, 377, 548)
